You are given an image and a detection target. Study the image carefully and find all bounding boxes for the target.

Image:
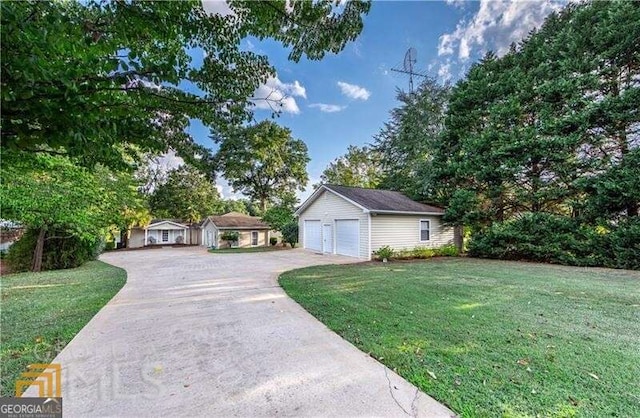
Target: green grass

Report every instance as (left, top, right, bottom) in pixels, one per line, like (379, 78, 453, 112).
(208, 246, 291, 254)
(0, 261, 126, 397)
(279, 258, 640, 418)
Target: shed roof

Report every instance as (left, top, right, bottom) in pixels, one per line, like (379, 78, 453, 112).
(205, 213, 269, 229)
(297, 184, 444, 215)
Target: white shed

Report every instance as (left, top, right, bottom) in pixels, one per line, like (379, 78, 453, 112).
(295, 184, 454, 260)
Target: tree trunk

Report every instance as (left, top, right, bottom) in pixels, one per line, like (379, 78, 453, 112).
(121, 230, 128, 248)
(32, 226, 47, 272)
(454, 225, 464, 253)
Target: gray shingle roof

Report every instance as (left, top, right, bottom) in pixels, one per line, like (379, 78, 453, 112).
(207, 214, 269, 229)
(324, 184, 444, 214)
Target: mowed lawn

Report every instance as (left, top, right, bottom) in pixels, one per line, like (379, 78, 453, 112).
(0, 261, 126, 397)
(280, 258, 640, 418)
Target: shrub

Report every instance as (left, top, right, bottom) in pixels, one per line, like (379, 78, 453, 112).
(220, 231, 239, 247)
(436, 244, 459, 257)
(373, 246, 394, 261)
(466, 212, 640, 269)
(282, 222, 299, 248)
(599, 218, 640, 270)
(373, 245, 462, 261)
(270, 237, 278, 246)
(412, 247, 436, 258)
(104, 241, 116, 251)
(6, 228, 103, 272)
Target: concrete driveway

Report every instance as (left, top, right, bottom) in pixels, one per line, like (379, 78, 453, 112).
(33, 247, 453, 417)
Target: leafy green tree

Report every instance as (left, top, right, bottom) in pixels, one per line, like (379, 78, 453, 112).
(0, 152, 143, 271)
(581, 149, 640, 222)
(318, 145, 382, 188)
(262, 206, 295, 232)
(1, 1, 370, 169)
(149, 166, 220, 222)
(218, 199, 249, 215)
(220, 231, 239, 247)
(281, 222, 299, 248)
(435, 1, 640, 231)
(216, 121, 309, 212)
(373, 79, 450, 196)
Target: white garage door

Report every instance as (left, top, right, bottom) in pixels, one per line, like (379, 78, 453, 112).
(304, 220, 322, 252)
(336, 219, 359, 257)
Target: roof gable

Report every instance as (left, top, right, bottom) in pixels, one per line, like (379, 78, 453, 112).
(296, 185, 444, 215)
(205, 212, 269, 229)
(146, 220, 189, 230)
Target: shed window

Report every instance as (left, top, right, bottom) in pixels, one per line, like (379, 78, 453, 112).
(251, 231, 259, 246)
(162, 230, 169, 242)
(419, 220, 430, 242)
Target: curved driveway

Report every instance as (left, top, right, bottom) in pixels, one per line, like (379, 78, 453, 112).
(39, 247, 453, 417)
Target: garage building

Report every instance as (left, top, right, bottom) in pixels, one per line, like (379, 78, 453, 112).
(295, 184, 454, 260)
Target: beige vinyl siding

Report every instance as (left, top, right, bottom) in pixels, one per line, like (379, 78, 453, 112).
(298, 189, 369, 258)
(370, 215, 454, 251)
(129, 229, 145, 248)
(217, 230, 268, 248)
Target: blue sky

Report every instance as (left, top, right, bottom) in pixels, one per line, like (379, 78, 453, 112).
(191, 0, 566, 200)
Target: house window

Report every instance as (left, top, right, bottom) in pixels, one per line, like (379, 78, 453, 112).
(162, 230, 169, 242)
(251, 231, 259, 246)
(419, 220, 430, 242)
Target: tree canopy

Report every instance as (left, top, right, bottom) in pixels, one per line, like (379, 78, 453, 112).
(368, 0, 639, 268)
(373, 79, 450, 197)
(1, 0, 371, 169)
(216, 120, 309, 212)
(0, 152, 144, 270)
(149, 165, 221, 222)
(318, 145, 382, 189)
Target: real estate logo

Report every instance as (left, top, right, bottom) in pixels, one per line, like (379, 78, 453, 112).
(15, 363, 61, 398)
(0, 363, 62, 418)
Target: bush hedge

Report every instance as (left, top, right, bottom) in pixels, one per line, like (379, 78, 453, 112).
(372, 244, 460, 261)
(282, 222, 299, 248)
(467, 213, 640, 270)
(6, 229, 104, 272)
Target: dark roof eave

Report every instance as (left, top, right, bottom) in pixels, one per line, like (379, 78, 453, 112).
(370, 210, 445, 216)
(215, 226, 271, 230)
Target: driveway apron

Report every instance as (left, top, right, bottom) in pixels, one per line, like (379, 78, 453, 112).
(26, 247, 454, 417)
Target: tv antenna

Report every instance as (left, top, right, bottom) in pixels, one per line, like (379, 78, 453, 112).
(391, 47, 427, 93)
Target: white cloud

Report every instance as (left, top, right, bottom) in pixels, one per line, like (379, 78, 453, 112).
(308, 103, 346, 113)
(216, 178, 243, 200)
(445, 0, 467, 9)
(201, 0, 235, 17)
(352, 40, 363, 58)
(337, 81, 371, 101)
(253, 76, 307, 114)
(438, 0, 564, 61)
(437, 62, 452, 82)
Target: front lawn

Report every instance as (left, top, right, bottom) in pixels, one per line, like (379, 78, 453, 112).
(208, 246, 291, 254)
(0, 261, 126, 397)
(279, 258, 640, 417)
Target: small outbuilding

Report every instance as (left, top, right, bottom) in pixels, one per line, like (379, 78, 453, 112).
(200, 212, 271, 248)
(128, 219, 201, 248)
(295, 184, 454, 260)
